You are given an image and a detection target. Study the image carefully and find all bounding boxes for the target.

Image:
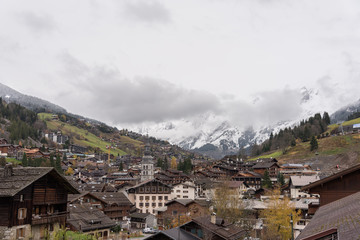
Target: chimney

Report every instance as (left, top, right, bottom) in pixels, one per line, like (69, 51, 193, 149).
(211, 212, 216, 225)
(4, 163, 13, 178)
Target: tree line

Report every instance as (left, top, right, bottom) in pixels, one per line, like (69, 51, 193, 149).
(251, 112, 330, 156)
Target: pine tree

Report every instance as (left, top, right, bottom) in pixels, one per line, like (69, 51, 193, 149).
(50, 154, 55, 167)
(262, 170, 272, 189)
(22, 153, 28, 167)
(156, 158, 163, 168)
(277, 173, 285, 186)
(119, 161, 124, 171)
(162, 157, 169, 170)
(310, 136, 318, 151)
(55, 154, 62, 174)
(323, 112, 331, 125)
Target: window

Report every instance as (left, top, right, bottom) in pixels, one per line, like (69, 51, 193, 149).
(16, 228, 25, 239)
(140, 196, 144, 201)
(158, 187, 163, 193)
(139, 203, 143, 207)
(145, 203, 149, 207)
(18, 208, 27, 219)
(165, 196, 168, 200)
(134, 196, 136, 200)
(145, 196, 150, 201)
(184, 196, 189, 198)
(152, 187, 156, 193)
(172, 210, 178, 215)
(20, 195, 24, 202)
(139, 187, 144, 193)
(183, 191, 188, 193)
(152, 203, 156, 207)
(158, 196, 163, 200)
(183, 186, 188, 189)
(158, 203, 162, 207)
(176, 190, 181, 193)
(145, 187, 150, 193)
(152, 196, 156, 201)
(177, 195, 181, 198)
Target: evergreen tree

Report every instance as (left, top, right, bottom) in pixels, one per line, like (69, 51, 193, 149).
(262, 170, 272, 189)
(22, 153, 28, 167)
(50, 154, 55, 167)
(323, 112, 331, 125)
(162, 156, 169, 170)
(310, 136, 318, 151)
(277, 173, 285, 186)
(156, 158, 163, 169)
(27, 157, 33, 167)
(55, 154, 62, 173)
(63, 153, 67, 161)
(119, 161, 124, 171)
(0, 157, 6, 167)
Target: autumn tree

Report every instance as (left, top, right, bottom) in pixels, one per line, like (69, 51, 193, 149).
(170, 156, 177, 169)
(65, 167, 74, 176)
(261, 188, 301, 240)
(212, 180, 249, 224)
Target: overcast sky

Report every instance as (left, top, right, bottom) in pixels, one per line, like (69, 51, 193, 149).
(0, 0, 359, 129)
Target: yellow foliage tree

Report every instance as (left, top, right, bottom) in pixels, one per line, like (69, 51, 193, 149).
(171, 214, 191, 228)
(170, 156, 177, 169)
(261, 188, 301, 240)
(65, 167, 74, 176)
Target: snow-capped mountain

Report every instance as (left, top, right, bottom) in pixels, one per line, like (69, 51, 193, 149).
(136, 86, 358, 159)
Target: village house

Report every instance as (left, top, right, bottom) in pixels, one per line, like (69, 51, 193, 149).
(156, 199, 210, 229)
(127, 179, 173, 214)
(0, 165, 79, 240)
(171, 182, 196, 200)
(92, 192, 133, 224)
(296, 191, 360, 240)
(301, 164, 360, 210)
(232, 171, 262, 190)
(288, 175, 320, 199)
(147, 214, 248, 240)
(67, 203, 116, 239)
(129, 212, 156, 229)
(252, 159, 280, 178)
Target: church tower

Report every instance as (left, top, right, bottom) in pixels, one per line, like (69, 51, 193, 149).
(140, 143, 154, 182)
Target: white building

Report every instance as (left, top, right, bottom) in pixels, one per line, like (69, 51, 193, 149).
(289, 175, 320, 199)
(171, 182, 196, 200)
(127, 179, 173, 214)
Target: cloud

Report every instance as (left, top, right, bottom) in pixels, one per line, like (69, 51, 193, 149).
(123, 0, 171, 24)
(224, 88, 303, 128)
(19, 12, 57, 34)
(58, 53, 220, 124)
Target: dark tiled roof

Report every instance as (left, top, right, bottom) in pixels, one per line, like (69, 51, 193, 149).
(67, 203, 116, 232)
(301, 164, 360, 191)
(92, 192, 132, 206)
(297, 191, 360, 240)
(190, 215, 247, 240)
(165, 199, 194, 206)
(130, 212, 152, 219)
(252, 162, 279, 169)
(0, 166, 79, 197)
(145, 227, 199, 240)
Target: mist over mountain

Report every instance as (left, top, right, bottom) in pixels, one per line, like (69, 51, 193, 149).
(0, 83, 66, 114)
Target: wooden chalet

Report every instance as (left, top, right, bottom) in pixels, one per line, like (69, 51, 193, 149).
(232, 171, 262, 190)
(252, 160, 280, 178)
(0, 165, 79, 240)
(301, 164, 360, 209)
(67, 203, 116, 239)
(92, 192, 133, 222)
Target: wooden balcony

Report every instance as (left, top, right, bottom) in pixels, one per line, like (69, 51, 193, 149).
(32, 211, 67, 225)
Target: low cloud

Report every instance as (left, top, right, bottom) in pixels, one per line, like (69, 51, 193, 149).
(58, 53, 220, 124)
(224, 88, 303, 128)
(123, 0, 171, 24)
(19, 12, 57, 34)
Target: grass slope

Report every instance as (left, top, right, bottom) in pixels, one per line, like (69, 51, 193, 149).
(326, 117, 360, 134)
(38, 113, 127, 156)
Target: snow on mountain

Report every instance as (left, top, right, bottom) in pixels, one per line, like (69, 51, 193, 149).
(135, 86, 351, 159)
